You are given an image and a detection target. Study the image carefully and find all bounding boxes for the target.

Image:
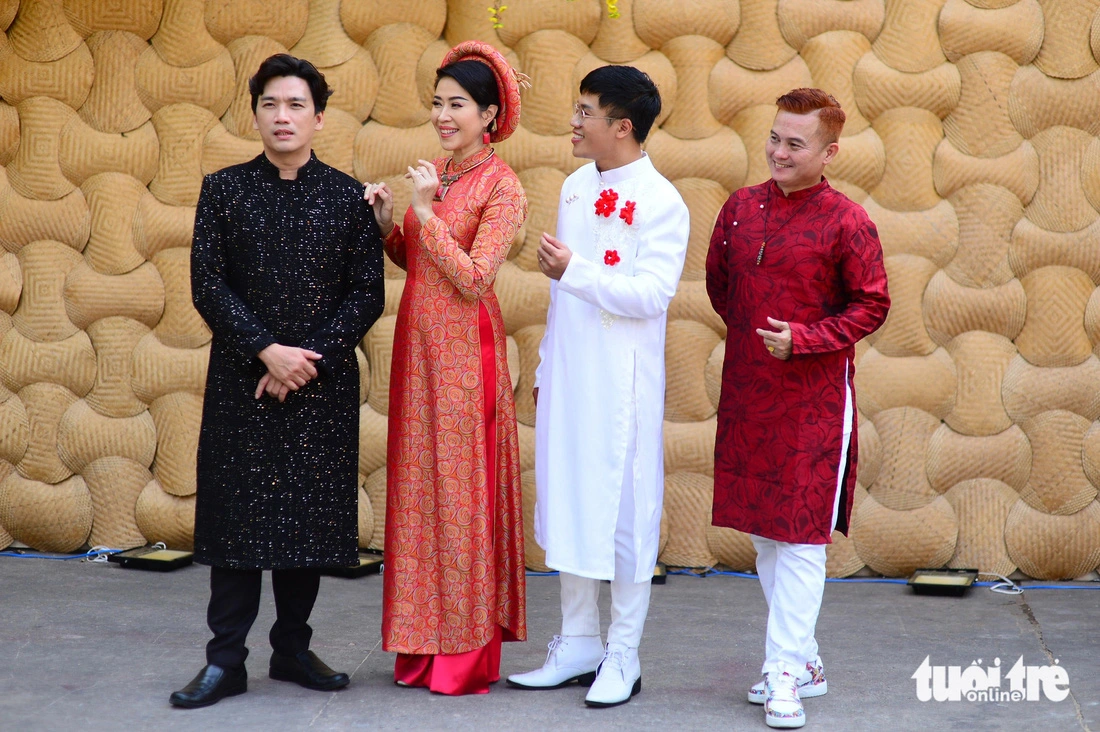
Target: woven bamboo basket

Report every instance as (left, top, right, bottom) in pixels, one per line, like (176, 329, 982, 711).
(83, 317, 151, 420)
(342, 0, 445, 44)
(862, 197, 957, 265)
(727, 0, 797, 71)
(851, 494, 957, 576)
(1018, 410, 1096, 516)
(855, 347, 956, 421)
(1003, 355, 1100, 423)
(941, 185, 1019, 290)
(938, 0, 1043, 65)
(854, 52, 960, 121)
(148, 391, 202, 497)
(1023, 127, 1098, 234)
(79, 31, 152, 134)
(870, 107, 944, 212)
(663, 417, 717, 477)
(1009, 217, 1100, 285)
(660, 36, 725, 141)
(64, 261, 164, 332)
(521, 469, 550, 572)
(133, 191, 195, 260)
(940, 332, 1016, 436)
(709, 55, 812, 128)
(0, 328, 96, 397)
(707, 523, 756, 572)
(289, 0, 359, 69)
(83, 455, 151, 550)
(934, 138, 1039, 204)
(0, 37, 91, 110)
(926, 423, 1032, 494)
(64, 0, 161, 39)
(364, 23, 437, 130)
(0, 389, 28, 467)
(944, 478, 1018, 579)
(130, 334, 208, 403)
(873, 0, 949, 73)
(867, 406, 942, 511)
(1009, 65, 1100, 140)
(0, 473, 92, 552)
(941, 52, 1024, 159)
(497, 0, 601, 48)
(1031, 0, 1100, 80)
(590, 0, 650, 63)
(660, 471, 719, 568)
(15, 382, 78, 484)
(135, 45, 235, 118)
(1015, 266, 1094, 368)
(1004, 499, 1100, 580)
(0, 177, 91, 254)
(151, 248, 210, 349)
(135, 479, 195, 550)
(357, 483, 374, 549)
(801, 31, 872, 134)
(777, 0, 884, 52)
(363, 466, 386, 552)
(664, 319, 721, 423)
(56, 399, 156, 475)
(922, 272, 1026, 347)
(866, 254, 939, 358)
(149, 0, 224, 67)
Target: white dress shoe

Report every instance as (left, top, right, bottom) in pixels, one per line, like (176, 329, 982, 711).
(506, 635, 603, 689)
(748, 657, 826, 704)
(764, 672, 806, 729)
(584, 643, 641, 708)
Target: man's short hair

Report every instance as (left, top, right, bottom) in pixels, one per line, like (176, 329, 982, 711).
(775, 88, 846, 145)
(249, 54, 334, 114)
(579, 65, 662, 144)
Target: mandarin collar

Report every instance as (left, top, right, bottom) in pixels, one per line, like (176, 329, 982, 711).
(768, 176, 830, 201)
(257, 150, 319, 181)
(596, 153, 653, 186)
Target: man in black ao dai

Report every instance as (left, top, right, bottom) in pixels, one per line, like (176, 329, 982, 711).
(170, 54, 385, 709)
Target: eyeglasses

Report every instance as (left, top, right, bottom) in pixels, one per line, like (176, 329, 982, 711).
(573, 102, 621, 123)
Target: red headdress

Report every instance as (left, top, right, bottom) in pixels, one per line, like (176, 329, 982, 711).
(439, 41, 525, 143)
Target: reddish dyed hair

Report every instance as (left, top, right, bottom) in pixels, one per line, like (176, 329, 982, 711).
(775, 88, 846, 144)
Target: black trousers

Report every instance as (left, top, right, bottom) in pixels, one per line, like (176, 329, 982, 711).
(205, 566, 321, 669)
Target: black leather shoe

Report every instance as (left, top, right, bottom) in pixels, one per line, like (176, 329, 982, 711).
(169, 664, 247, 708)
(269, 650, 350, 691)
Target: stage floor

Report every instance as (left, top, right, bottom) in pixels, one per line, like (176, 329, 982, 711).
(1, 556, 1096, 731)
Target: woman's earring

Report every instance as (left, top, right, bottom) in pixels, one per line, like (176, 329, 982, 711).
(482, 130, 491, 144)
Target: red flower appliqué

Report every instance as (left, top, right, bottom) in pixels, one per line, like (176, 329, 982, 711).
(604, 249, 621, 266)
(595, 188, 619, 217)
(619, 200, 636, 225)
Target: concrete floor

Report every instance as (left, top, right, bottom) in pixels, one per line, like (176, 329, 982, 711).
(0, 557, 1096, 731)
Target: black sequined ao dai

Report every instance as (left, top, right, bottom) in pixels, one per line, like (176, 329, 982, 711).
(190, 152, 385, 570)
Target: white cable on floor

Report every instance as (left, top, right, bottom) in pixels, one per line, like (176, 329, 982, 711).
(986, 572, 1023, 595)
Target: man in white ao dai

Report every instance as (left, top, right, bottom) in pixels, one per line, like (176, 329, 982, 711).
(506, 65, 689, 709)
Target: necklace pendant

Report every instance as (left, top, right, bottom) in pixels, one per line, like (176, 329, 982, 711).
(756, 241, 766, 265)
(434, 183, 449, 202)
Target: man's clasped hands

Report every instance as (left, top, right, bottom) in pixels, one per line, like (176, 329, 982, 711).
(254, 343, 323, 402)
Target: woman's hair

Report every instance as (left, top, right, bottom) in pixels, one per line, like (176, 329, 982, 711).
(248, 53, 333, 113)
(436, 60, 501, 124)
(775, 88, 846, 144)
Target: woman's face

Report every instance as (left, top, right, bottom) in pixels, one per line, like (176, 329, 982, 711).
(432, 76, 497, 163)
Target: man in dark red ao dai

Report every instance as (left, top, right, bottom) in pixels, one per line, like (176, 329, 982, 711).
(169, 54, 385, 709)
(705, 88, 890, 730)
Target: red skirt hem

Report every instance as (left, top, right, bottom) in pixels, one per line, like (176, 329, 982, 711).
(393, 624, 504, 695)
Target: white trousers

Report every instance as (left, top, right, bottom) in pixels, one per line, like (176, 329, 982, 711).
(754, 369, 852, 677)
(559, 401, 651, 649)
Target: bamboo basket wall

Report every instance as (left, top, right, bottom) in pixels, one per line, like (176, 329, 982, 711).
(0, 0, 1098, 580)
